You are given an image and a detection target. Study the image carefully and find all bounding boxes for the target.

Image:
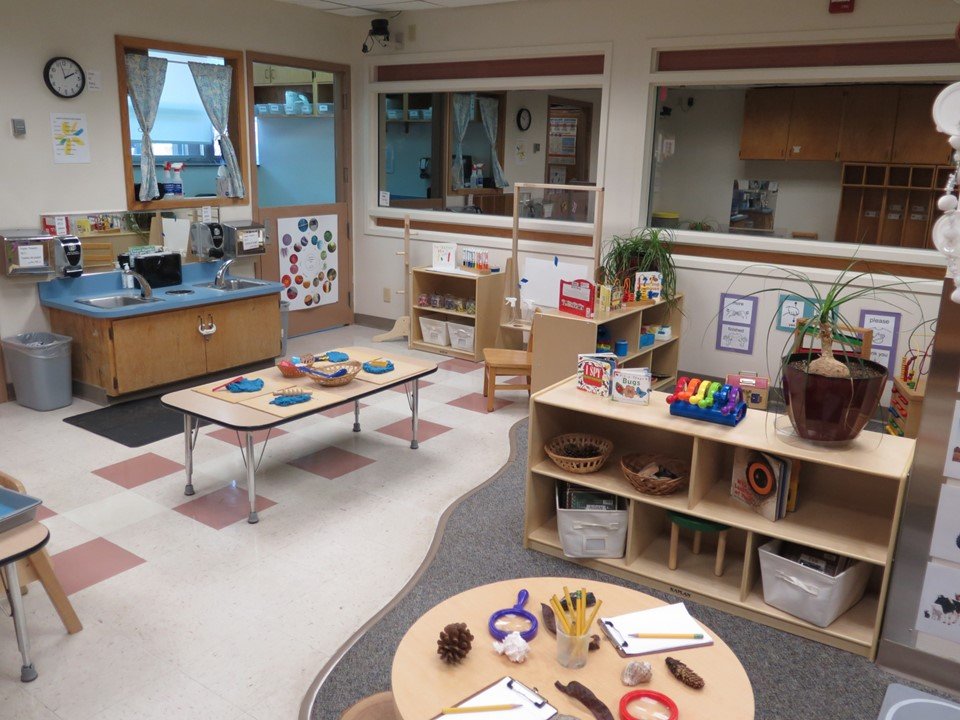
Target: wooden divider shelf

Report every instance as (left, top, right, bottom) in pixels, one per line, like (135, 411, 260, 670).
(525, 379, 916, 659)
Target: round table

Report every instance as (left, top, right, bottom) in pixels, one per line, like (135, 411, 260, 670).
(391, 577, 754, 719)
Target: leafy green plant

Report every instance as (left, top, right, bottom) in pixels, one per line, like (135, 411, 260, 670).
(684, 218, 719, 232)
(598, 226, 678, 301)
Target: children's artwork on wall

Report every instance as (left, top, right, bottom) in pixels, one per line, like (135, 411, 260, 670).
(859, 309, 900, 375)
(930, 484, 960, 564)
(776, 294, 815, 332)
(277, 215, 339, 311)
(944, 401, 960, 481)
(716, 293, 758, 354)
(915, 561, 960, 645)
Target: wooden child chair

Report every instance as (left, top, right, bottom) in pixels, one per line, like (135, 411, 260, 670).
(482, 309, 539, 412)
(339, 691, 398, 720)
(667, 511, 730, 577)
(0, 472, 81, 635)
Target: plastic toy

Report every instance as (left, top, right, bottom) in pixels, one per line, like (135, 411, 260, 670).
(667, 377, 747, 426)
(488, 589, 539, 642)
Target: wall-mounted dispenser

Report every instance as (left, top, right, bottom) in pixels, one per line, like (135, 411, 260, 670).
(53, 235, 83, 278)
(189, 222, 225, 261)
(222, 221, 266, 258)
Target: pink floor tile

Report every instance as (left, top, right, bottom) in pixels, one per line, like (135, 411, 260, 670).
(439, 358, 483, 374)
(51, 538, 146, 595)
(447, 392, 513, 413)
(35, 505, 56, 521)
(389, 380, 433, 393)
(93, 452, 185, 490)
(207, 427, 288, 446)
(174, 485, 277, 530)
(321, 402, 368, 418)
(376, 418, 452, 443)
(288, 446, 376, 479)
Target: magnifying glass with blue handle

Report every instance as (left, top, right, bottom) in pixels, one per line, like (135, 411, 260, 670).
(488, 589, 539, 641)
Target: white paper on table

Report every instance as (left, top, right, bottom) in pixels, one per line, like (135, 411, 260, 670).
(433, 676, 556, 720)
(599, 602, 713, 656)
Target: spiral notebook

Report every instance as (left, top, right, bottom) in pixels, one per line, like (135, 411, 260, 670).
(430, 676, 557, 719)
(599, 602, 713, 657)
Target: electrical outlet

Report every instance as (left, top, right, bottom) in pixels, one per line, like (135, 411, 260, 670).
(383, 287, 392, 303)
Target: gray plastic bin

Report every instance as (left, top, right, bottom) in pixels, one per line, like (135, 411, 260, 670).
(1, 332, 73, 411)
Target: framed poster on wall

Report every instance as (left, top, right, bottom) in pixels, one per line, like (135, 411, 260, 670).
(277, 214, 339, 311)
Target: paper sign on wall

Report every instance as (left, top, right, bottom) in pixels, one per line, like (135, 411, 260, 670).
(716, 293, 758, 355)
(51, 112, 89, 164)
(915, 561, 960, 645)
(277, 215, 339, 311)
(777, 294, 815, 332)
(859, 309, 900, 375)
(930, 484, 960, 564)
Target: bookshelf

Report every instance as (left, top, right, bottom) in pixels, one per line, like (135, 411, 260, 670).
(524, 379, 916, 659)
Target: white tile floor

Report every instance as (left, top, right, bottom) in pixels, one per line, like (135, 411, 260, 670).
(0, 325, 528, 719)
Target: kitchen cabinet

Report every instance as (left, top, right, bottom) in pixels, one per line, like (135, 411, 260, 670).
(739, 88, 793, 160)
(786, 87, 843, 160)
(49, 295, 280, 396)
(252, 65, 314, 86)
(839, 86, 899, 162)
(891, 85, 951, 166)
(524, 378, 915, 659)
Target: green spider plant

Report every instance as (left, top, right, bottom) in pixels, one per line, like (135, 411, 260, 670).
(597, 226, 678, 302)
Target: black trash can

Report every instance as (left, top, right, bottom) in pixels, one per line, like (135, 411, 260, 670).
(1, 332, 73, 411)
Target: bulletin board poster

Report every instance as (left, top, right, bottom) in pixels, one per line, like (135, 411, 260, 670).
(915, 561, 960, 645)
(716, 293, 758, 354)
(277, 215, 339, 311)
(859, 309, 900, 375)
(930, 483, 960, 564)
(548, 117, 577, 165)
(51, 112, 90, 164)
(942, 400, 960, 481)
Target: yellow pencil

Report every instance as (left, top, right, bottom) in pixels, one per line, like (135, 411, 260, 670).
(442, 704, 521, 714)
(584, 599, 603, 632)
(629, 632, 704, 639)
(550, 595, 572, 634)
(562, 585, 575, 626)
(579, 587, 587, 636)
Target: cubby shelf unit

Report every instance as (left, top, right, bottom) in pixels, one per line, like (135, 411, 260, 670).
(525, 379, 916, 659)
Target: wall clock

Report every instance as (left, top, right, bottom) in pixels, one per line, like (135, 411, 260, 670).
(516, 107, 532, 131)
(44, 57, 85, 99)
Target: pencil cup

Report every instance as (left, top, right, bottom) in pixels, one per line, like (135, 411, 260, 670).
(556, 626, 590, 669)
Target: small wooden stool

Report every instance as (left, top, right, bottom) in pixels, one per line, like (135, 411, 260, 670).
(340, 691, 398, 720)
(667, 511, 730, 577)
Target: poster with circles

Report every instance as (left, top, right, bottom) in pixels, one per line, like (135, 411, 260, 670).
(277, 215, 339, 311)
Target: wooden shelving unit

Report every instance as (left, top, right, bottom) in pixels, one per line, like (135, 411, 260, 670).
(525, 379, 916, 659)
(409, 267, 506, 362)
(529, 296, 683, 393)
(836, 163, 951, 249)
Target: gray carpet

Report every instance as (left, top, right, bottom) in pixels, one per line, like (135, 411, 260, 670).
(309, 419, 953, 720)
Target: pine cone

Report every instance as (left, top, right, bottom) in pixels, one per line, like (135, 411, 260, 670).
(665, 657, 704, 689)
(437, 622, 474, 664)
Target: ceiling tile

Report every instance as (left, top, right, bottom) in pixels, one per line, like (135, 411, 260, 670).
(328, 6, 376, 14)
(369, 0, 439, 9)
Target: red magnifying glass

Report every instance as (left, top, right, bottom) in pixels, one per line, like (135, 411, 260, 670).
(619, 690, 679, 720)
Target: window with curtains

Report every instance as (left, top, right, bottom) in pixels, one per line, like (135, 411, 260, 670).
(115, 36, 247, 210)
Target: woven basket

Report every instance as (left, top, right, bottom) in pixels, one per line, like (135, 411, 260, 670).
(305, 360, 362, 387)
(621, 453, 689, 496)
(544, 433, 613, 474)
(277, 360, 307, 378)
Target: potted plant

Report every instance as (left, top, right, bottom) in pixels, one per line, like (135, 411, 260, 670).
(598, 227, 678, 303)
(726, 261, 922, 443)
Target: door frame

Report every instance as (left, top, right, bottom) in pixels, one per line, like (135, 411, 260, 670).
(245, 51, 353, 330)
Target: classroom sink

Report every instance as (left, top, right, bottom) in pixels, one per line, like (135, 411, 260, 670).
(195, 279, 269, 291)
(74, 294, 164, 309)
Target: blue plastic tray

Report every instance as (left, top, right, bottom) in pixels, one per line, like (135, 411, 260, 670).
(0, 487, 42, 534)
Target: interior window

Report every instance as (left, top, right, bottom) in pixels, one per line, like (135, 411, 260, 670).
(378, 87, 601, 223)
(647, 83, 947, 251)
(115, 36, 247, 210)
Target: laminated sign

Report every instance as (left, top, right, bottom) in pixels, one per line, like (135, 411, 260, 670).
(559, 278, 596, 318)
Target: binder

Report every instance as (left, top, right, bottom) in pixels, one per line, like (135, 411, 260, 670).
(599, 603, 713, 657)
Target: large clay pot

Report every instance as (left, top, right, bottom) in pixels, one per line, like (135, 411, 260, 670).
(781, 352, 888, 442)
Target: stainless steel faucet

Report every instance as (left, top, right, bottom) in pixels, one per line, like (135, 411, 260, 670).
(123, 267, 153, 299)
(215, 258, 237, 288)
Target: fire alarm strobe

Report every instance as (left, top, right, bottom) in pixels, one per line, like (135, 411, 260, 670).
(829, 0, 854, 13)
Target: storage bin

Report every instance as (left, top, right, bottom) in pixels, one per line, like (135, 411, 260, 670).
(447, 321, 475, 352)
(1, 332, 73, 411)
(758, 540, 870, 627)
(555, 484, 627, 559)
(0, 486, 42, 534)
(418, 314, 449, 346)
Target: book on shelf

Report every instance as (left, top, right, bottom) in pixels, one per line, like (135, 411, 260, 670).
(577, 353, 617, 397)
(730, 447, 800, 521)
(778, 541, 853, 576)
(562, 482, 623, 511)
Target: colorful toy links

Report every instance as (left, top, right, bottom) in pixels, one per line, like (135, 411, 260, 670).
(665, 378, 747, 426)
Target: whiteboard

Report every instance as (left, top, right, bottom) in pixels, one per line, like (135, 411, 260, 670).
(520, 256, 591, 308)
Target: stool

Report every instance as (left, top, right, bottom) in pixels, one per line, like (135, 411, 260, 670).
(340, 691, 398, 720)
(667, 511, 730, 577)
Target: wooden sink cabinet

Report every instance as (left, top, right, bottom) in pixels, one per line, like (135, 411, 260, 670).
(48, 294, 281, 396)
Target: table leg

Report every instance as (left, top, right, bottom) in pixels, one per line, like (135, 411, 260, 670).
(3, 563, 37, 682)
(245, 432, 259, 524)
(410, 379, 420, 450)
(183, 415, 196, 496)
(353, 400, 361, 433)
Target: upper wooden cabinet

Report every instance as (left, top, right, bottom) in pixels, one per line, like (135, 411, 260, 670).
(892, 85, 951, 165)
(252, 64, 314, 86)
(739, 88, 793, 160)
(838, 86, 899, 163)
(787, 87, 843, 160)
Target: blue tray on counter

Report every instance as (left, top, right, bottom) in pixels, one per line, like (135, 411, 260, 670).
(0, 487, 42, 535)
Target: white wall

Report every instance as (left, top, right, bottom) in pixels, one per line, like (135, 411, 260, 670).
(0, 0, 354, 339)
(353, 0, 954, 380)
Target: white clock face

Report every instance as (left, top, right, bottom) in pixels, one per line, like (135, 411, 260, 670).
(45, 58, 85, 98)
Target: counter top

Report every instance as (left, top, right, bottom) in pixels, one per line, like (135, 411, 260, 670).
(38, 261, 283, 319)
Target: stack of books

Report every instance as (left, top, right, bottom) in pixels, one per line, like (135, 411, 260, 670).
(730, 447, 800, 521)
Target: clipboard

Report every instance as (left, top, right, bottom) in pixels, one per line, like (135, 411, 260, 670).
(431, 676, 557, 719)
(599, 603, 713, 658)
